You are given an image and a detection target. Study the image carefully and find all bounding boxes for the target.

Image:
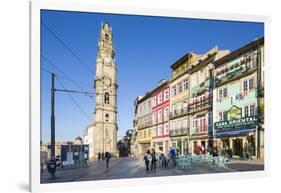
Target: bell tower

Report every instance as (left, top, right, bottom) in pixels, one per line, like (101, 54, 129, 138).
(93, 21, 118, 156)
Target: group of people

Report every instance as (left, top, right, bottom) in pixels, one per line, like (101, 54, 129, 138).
(97, 152, 112, 168)
(143, 148, 179, 174)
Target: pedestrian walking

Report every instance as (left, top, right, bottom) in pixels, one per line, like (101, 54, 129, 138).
(105, 152, 111, 168)
(98, 152, 101, 162)
(161, 153, 167, 168)
(143, 150, 151, 173)
(169, 147, 176, 167)
(102, 152, 105, 160)
(151, 149, 157, 172)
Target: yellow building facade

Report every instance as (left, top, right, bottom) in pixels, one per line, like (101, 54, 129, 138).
(169, 53, 201, 155)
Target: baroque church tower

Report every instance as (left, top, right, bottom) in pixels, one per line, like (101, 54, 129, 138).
(93, 22, 118, 156)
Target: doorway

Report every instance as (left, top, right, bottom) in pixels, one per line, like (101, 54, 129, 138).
(233, 139, 243, 157)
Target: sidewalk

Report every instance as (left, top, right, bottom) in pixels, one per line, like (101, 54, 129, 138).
(227, 159, 264, 172)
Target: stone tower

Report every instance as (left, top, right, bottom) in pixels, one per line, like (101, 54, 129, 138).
(93, 22, 118, 157)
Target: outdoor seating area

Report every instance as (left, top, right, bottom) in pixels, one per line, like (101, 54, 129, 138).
(176, 155, 228, 170)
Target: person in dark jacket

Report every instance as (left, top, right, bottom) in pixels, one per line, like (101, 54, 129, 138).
(151, 149, 157, 172)
(101, 152, 105, 160)
(98, 152, 101, 162)
(143, 150, 151, 173)
(104, 152, 111, 168)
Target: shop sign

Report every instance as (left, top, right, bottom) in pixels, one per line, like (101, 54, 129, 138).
(214, 116, 258, 130)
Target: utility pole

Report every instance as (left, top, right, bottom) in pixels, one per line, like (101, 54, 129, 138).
(50, 73, 56, 179)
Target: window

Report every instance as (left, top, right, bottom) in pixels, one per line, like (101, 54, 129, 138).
(250, 105, 255, 116)
(152, 112, 156, 125)
(219, 89, 223, 99)
(219, 112, 223, 121)
(249, 78, 254, 90)
(177, 120, 182, 130)
(171, 86, 176, 97)
(171, 121, 176, 130)
(152, 127, 156, 137)
(158, 93, 162, 104)
(148, 129, 151, 137)
(164, 107, 169, 121)
(105, 33, 109, 40)
(243, 80, 248, 92)
(164, 89, 169, 101)
(105, 113, 109, 122)
(158, 109, 162, 123)
(223, 111, 228, 121)
(139, 131, 142, 139)
(158, 125, 163, 136)
(183, 118, 188, 128)
(144, 130, 147, 138)
(244, 106, 249, 117)
(193, 118, 198, 128)
(104, 92, 110, 104)
(223, 88, 228, 98)
(148, 100, 151, 110)
(177, 82, 183, 93)
(183, 79, 188, 90)
(199, 117, 206, 133)
(172, 104, 176, 114)
(164, 123, 169, 135)
(152, 96, 156, 107)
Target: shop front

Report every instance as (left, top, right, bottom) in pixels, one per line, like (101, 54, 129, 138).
(152, 137, 170, 155)
(170, 137, 189, 155)
(214, 116, 258, 158)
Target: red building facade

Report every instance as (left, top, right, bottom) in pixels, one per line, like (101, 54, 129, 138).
(151, 80, 170, 155)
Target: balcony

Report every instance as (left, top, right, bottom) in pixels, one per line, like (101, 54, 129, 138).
(188, 98, 212, 114)
(190, 125, 208, 136)
(169, 107, 188, 119)
(170, 127, 189, 137)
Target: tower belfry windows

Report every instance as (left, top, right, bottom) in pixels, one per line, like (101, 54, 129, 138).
(105, 33, 109, 40)
(104, 92, 110, 104)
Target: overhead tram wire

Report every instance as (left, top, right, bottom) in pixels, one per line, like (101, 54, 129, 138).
(55, 76, 92, 122)
(40, 67, 116, 97)
(41, 21, 94, 75)
(41, 55, 93, 97)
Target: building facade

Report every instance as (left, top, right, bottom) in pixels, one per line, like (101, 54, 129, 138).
(213, 37, 264, 158)
(188, 47, 229, 154)
(169, 52, 200, 155)
(135, 94, 153, 156)
(83, 124, 94, 160)
(92, 22, 118, 158)
(151, 80, 170, 155)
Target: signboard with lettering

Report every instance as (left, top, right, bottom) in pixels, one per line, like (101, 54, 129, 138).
(214, 116, 258, 130)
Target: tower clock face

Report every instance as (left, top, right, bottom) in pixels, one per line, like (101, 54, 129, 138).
(103, 77, 112, 87)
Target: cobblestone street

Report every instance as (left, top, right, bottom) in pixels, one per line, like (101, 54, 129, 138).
(41, 157, 264, 183)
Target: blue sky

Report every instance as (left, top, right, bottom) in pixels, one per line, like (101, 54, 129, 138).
(41, 10, 264, 142)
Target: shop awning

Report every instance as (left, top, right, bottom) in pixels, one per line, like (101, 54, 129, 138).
(215, 126, 257, 138)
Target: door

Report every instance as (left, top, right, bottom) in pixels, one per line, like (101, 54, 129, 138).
(233, 139, 243, 157)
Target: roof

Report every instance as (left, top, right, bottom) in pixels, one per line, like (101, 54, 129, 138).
(170, 52, 196, 69)
(213, 37, 264, 68)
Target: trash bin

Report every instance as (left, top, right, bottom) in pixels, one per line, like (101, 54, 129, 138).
(47, 159, 56, 174)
